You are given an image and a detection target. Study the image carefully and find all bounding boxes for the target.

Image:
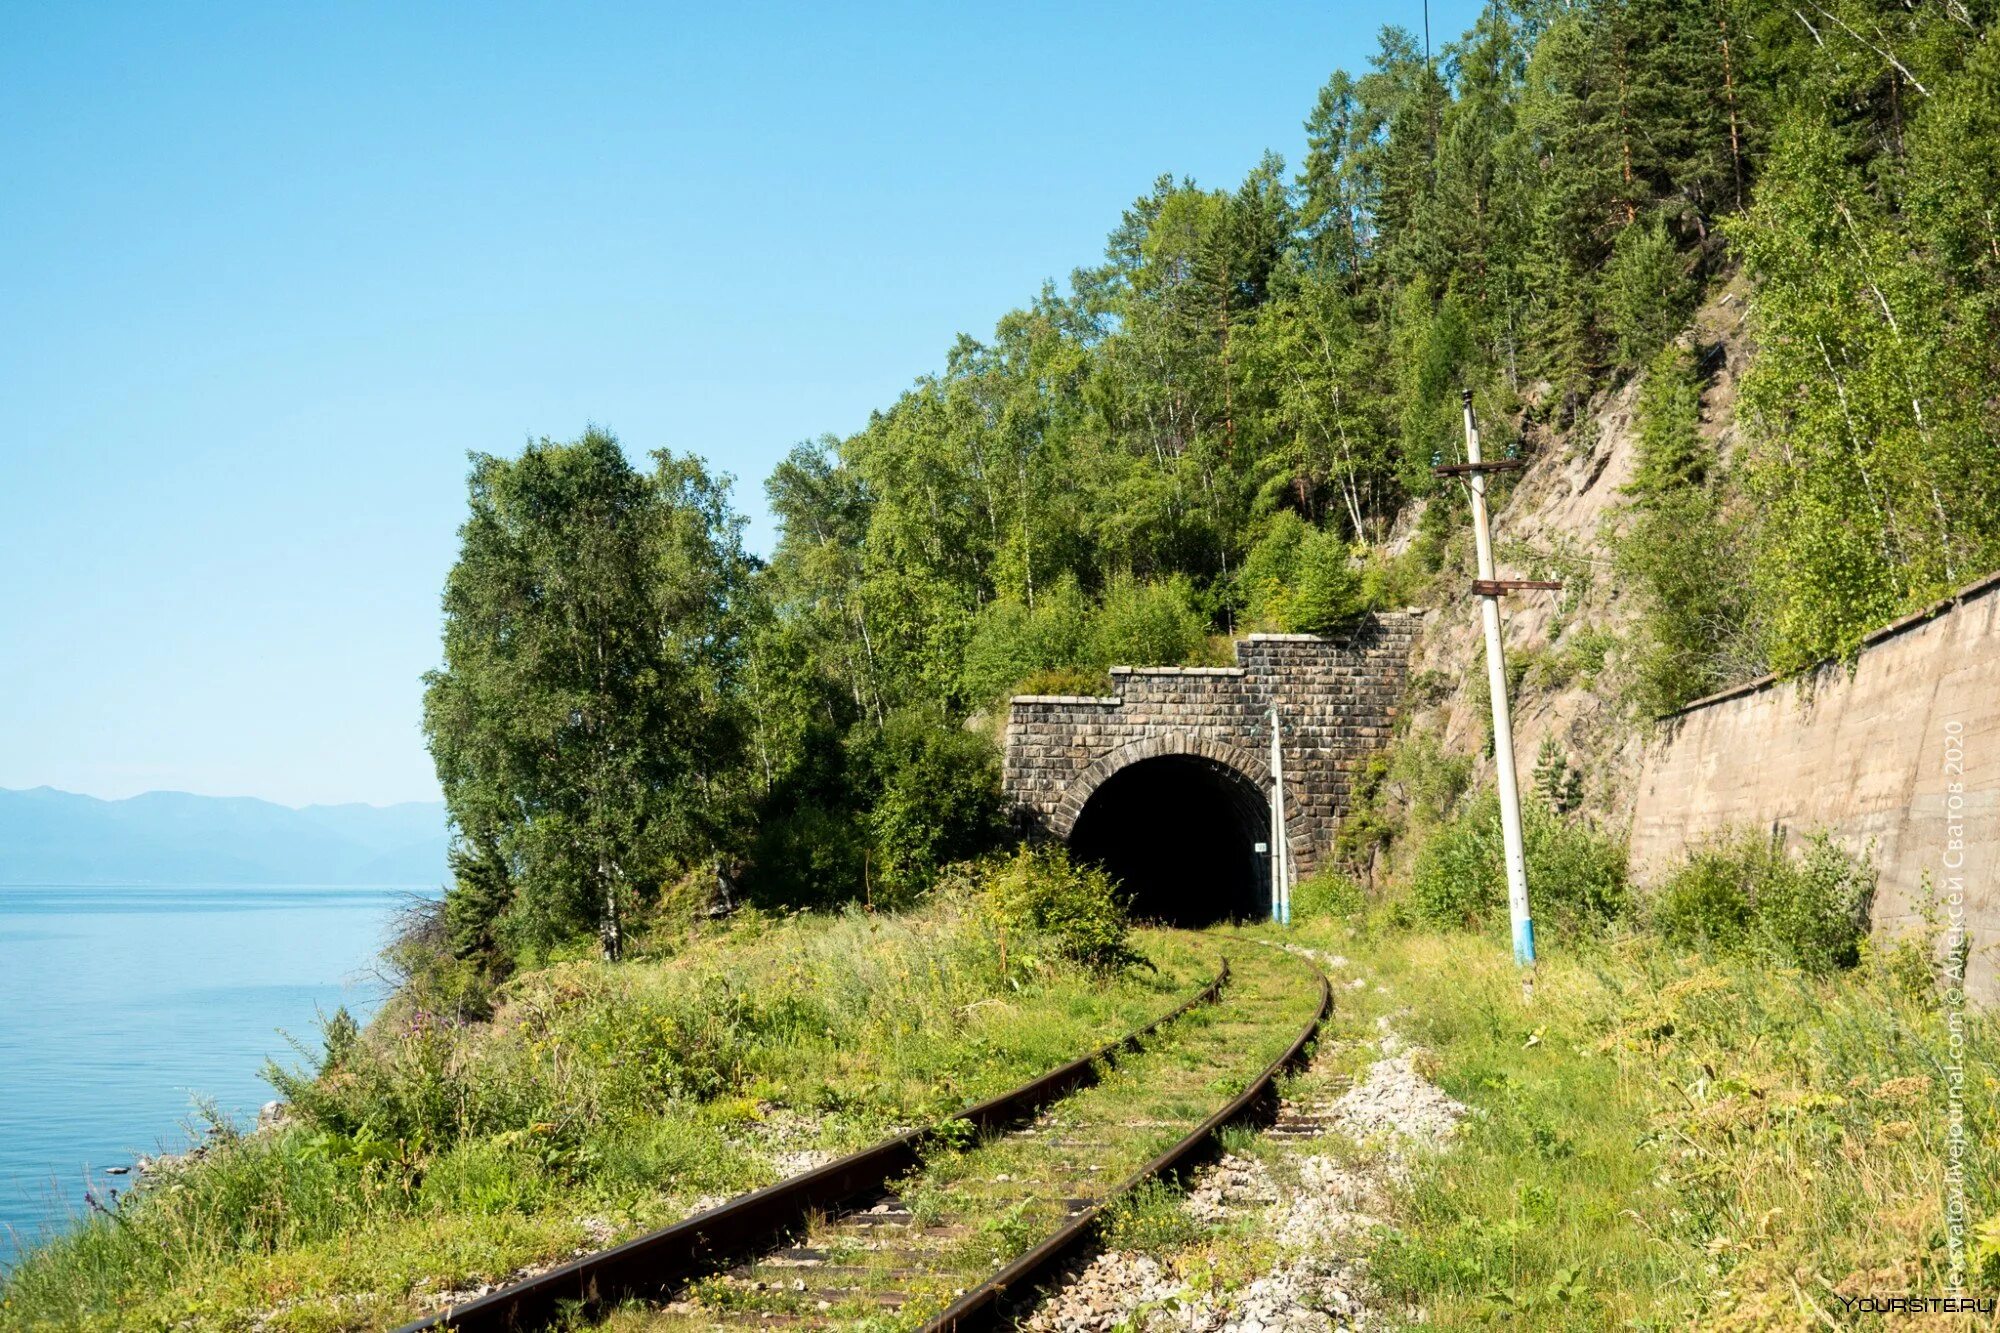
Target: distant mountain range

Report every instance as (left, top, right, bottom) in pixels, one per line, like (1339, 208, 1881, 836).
(0, 787, 449, 886)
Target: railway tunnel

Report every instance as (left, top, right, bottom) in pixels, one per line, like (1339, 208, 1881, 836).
(1065, 753, 1271, 926)
(1000, 620, 1424, 929)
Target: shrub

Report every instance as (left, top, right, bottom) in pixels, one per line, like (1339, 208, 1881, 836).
(1531, 736, 1584, 815)
(1529, 809, 1630, 930)
(1407, 789, 1628, 937)
(1653, 829, 1874, 974)
(1407, 792, 1506, 929)
(858, 709, 1007, 905)
(959, 575, 1095, 704)
(977, 845, 1135, 971)
(1649, 837, 1760, 949)
(1092, 573, 1208, 668)
(743, 799, 869, 908)
(1759, 832, 1875, 972)
(1011, 666, 1115, 697)
(1292, 868, 1367, 923)
(1239, 511, 1367, 635)
(960, 573, 1208, 704)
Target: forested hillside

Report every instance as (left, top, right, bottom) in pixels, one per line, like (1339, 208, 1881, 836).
(422, 0, 2000, 972)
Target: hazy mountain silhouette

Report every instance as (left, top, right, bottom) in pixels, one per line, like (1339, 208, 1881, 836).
(0, 787, 448, 885)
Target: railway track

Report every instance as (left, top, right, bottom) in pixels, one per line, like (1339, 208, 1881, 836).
(399, 939, 1328, 1333)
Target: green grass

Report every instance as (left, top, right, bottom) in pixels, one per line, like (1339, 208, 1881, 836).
(0, 894, 1208, 1332)
(1272, 920, 2000, 1329)
(625, 938, 1321, 1330)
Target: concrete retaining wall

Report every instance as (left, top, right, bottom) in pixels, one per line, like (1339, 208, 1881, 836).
(1630, 573, 2000, 1001)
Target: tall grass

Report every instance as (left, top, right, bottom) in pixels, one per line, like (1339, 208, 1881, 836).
(1307, 925, 2000, 1328)
(0, 883, 1204, 1332)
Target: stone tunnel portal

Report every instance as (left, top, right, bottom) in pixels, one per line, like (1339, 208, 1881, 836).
(1066, 753, 1270, 927)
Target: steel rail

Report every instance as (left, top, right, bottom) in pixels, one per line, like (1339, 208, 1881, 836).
(391, 960, 1228, 1333)
(919, 957, 1332, 1332)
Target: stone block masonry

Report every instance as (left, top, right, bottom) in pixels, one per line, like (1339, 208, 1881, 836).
(1003, 613, 1423, 877)
(1631, 572, 2000, 1003)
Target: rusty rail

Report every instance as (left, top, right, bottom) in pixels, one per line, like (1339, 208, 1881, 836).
(391, 960, 1229, 1333)
(918, 959, 1331, 1332)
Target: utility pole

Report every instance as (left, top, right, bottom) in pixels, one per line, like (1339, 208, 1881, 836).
(1269, 707, 1290, 926)
(1434, 390, 1560, 995)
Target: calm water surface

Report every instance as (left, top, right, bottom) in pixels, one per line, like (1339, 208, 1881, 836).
(0, 885, 424, 1263)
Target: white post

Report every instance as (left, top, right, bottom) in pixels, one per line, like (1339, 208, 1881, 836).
(1463, 390, 1535, 973)
(1269, 707, 1290, 925)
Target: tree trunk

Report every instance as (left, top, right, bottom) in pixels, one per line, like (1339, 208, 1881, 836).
(599, 853, 622, 962)
(1719, 5, 1745, 209)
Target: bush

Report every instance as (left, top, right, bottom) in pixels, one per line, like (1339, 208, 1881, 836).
(859, 709, 1007, 905)
(1011, 666, 1114, 697)
(977, 845, 1135, 971)
(1407, 789, 1628, 937)
(1091, 573, 1207, 668)
(1407, 794, 1503, 929)
(1292, 868, 1367, 923)
(1239, 511, 1368, 635)
(1758, 833, 1875, 972)
(1649, 838, 1759, 948)
(959, 575, 1094, 704)
(1652, 829, 1874, 974)
(960, 573, 1208, 704)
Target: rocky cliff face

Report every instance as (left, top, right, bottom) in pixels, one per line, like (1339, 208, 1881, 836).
(1392, 275, 1757, 837)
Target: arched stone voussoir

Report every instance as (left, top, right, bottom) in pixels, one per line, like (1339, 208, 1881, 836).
(1048, 732, 1272, 839)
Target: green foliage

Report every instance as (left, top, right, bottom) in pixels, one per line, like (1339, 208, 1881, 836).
(442, 837, 511, 964)
(959, 575, 1094, 705)
(1389, 729, 1475, 829)
(1730, 26, 2000, 673)
(855, 709, 1007, 906)
(1648, 837, 1759, 950)
(1407, 789, 1628, 937)
(1292, 867, 1367, 923)
(1239, 511, 1367, 634)
(1615, 344, 1761, 715)
(1602, 215, 1694, 369)
(959, 573, 1205, 706)
(422, 432, 750, 964)
(975, 844, 1136, 971)
(1651, 829, 1874, 974)
(1531, 736, 1584, 815)
(1011, 666, 1115, 698)
(1091, 573, 1207, 668)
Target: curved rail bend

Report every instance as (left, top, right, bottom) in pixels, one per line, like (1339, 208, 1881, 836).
(918, 957, 1332, 1332)
(392, 961, 1229, 1333)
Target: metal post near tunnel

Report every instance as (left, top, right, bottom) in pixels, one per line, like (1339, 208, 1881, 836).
(1269, 707, 1290, 925)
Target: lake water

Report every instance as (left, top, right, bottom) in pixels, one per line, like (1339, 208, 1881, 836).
(0, 885, 424, 1264)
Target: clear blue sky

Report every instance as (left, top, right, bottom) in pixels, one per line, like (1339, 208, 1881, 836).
(0, 1, 1480, 808)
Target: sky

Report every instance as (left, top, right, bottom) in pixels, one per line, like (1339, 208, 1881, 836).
(0, 1, 1483, 808)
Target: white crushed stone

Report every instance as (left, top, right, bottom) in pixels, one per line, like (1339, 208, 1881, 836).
(1025, 952, 1465, 1333)
(1326, 1051, 1465, 1150)
(769, 1147, 838, 1175)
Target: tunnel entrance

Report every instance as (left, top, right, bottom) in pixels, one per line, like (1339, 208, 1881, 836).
(1066, 754, 1270, 927)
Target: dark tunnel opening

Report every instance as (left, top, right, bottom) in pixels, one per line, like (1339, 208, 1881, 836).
(1066, 754, 1270, 927)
